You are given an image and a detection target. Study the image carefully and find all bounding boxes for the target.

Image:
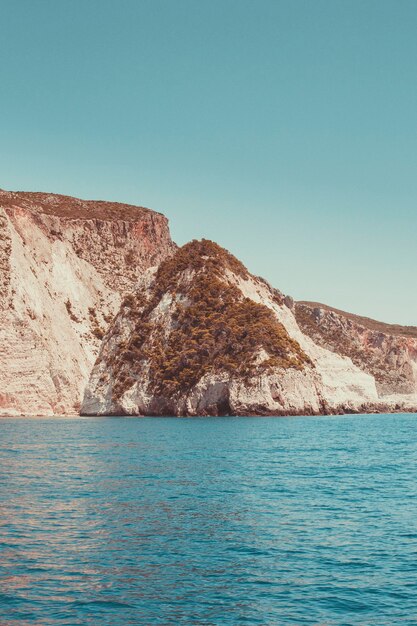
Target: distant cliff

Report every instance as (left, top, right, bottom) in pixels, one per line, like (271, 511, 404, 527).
(295, 301, 417, 397)
(0, 189, 175, 415)
(82, 239, 415, 417)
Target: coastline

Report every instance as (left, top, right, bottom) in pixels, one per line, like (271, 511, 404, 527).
(2, 408, 417, 419)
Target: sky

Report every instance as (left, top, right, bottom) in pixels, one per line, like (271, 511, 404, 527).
(1, 0, 416, 324)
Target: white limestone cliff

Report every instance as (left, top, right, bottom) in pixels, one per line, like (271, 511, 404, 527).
(0, 189, 175, 415)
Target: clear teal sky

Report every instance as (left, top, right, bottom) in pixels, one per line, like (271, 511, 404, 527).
(1, 0, 416, 324)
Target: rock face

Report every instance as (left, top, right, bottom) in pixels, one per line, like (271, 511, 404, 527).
(82, 239, 406, 417)
(295, 301, 417, 398)
(0, 189, 175, 415)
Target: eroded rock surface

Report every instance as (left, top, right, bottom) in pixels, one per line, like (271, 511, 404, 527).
(0, 189, 175, 415)
(295, 302, 417, 397)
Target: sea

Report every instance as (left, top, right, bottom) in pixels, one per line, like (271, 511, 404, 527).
(1, 414, 416, 625)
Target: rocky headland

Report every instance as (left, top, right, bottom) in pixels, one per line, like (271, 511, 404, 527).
(81, 239, 417, 416)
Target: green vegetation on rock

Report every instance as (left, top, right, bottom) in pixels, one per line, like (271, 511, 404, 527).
(110, 239, 310, 401)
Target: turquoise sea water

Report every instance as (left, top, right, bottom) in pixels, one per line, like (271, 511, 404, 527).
(1, 414, 416, 625)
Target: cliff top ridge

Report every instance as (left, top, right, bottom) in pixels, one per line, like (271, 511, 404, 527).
(0, 189, 162, 221)
(298, 301, 417, 339)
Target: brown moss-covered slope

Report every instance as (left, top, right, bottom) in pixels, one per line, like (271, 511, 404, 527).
(113, 240, 309, 398)
(83, 240, 315, 416)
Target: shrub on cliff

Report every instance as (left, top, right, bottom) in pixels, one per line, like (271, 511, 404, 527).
(110, 240, 310, 402)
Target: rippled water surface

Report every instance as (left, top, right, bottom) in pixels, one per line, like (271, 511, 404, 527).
(1, 414, 417, 625)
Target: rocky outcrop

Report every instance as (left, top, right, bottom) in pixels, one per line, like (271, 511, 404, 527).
(82, 239, 399, 417)
(295, 301, 417, 397)
(0, 189, 175, 416)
